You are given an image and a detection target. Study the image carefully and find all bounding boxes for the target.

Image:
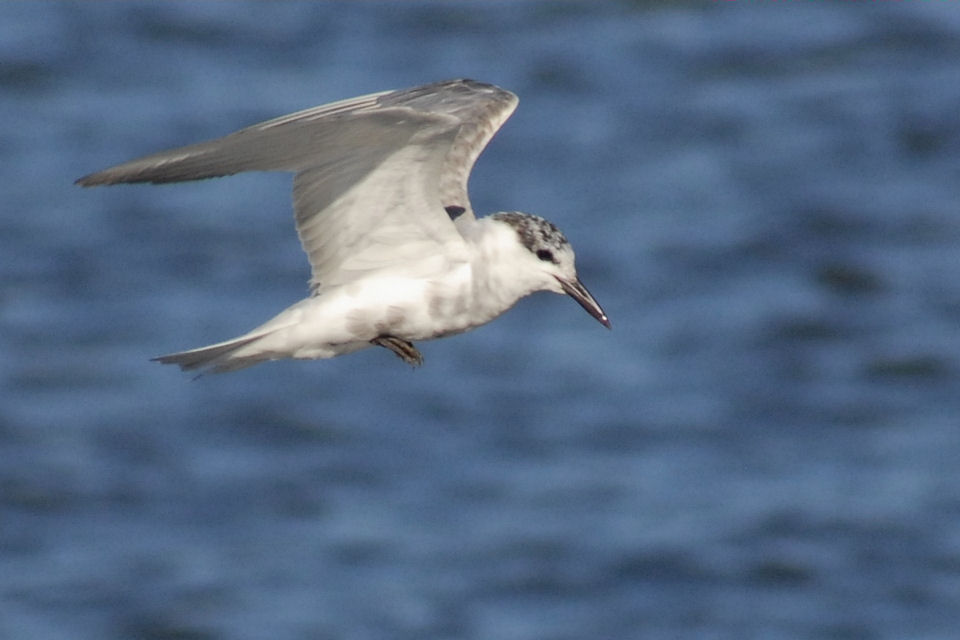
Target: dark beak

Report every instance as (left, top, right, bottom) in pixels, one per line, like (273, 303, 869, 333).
(557, 276, 611, 329)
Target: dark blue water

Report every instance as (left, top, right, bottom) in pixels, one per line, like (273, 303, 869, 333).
(3, 2, 960, 638)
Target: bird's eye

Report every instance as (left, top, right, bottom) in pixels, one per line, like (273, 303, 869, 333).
(536, 249, 554, 262)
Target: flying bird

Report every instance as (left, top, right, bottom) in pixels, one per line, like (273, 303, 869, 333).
(77, 79, 609, 373)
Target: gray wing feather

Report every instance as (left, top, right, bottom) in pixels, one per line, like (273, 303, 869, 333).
(375, 80, 518, 224)
(77, 79, 519, 289)
(75, 90, 422, 185)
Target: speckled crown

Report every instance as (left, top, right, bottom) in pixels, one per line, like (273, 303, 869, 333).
(492, 212, 569, 258)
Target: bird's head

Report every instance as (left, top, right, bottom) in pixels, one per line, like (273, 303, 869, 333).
(491, 212, 610, 329)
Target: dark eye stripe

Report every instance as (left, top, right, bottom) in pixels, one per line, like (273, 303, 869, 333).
(536, 249, 555, 262)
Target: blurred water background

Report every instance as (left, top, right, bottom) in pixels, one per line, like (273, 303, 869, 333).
(2, 2, 960, 638)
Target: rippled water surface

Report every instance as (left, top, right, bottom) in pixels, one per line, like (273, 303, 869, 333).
(2, 2, 960, 639)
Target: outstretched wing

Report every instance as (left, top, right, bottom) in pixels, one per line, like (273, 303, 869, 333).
(77, 78, 518, 291)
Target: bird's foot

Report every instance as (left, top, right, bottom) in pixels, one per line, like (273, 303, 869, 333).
(371, 336, 423, 367)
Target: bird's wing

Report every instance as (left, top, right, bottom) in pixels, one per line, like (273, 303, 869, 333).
(77, 78, 518, 291)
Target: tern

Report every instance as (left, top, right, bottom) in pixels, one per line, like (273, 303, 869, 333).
(77, 79, 610, 373)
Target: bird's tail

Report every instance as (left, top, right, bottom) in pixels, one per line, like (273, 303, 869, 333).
(152, 332, 273, 374)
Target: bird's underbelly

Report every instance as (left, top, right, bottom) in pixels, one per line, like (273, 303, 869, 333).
(364, 281, 481, 341)
(244, 263, 516, 362)
(308, 268, 492, 345)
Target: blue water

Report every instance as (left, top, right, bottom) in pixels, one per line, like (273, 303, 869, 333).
(3, 2, 960, 638)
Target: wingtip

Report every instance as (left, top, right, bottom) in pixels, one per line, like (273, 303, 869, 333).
(75, 169, 120, 187)
(74, 168, 171, 187)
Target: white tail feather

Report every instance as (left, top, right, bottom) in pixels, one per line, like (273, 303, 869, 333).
(152, 333, 270, 374)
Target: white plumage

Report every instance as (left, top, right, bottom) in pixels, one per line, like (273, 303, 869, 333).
(78, 79, 609, 373)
